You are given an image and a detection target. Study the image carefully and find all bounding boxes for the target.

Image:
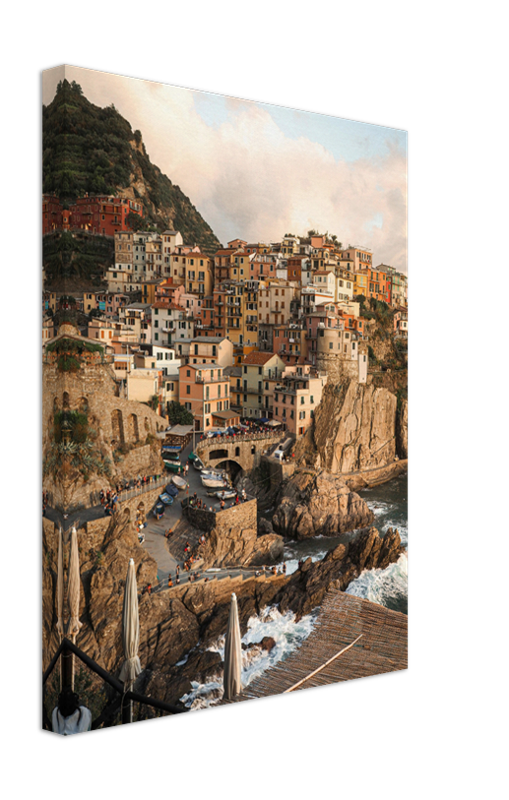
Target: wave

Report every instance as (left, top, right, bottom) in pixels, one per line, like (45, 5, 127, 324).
(345, 553, 408, 614)
(180, 606, 318, 710)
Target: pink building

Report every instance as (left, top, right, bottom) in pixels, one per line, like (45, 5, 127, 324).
(178, 362, 231, 431)
(272, 365, 327, 437)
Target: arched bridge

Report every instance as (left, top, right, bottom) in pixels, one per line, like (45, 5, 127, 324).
(195, 431, 285, 475)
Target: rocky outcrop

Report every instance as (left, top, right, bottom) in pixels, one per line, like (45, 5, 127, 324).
(397, 398, 408, 459)
(43, 510, 404, 715)
(275, 527, 405, 618)
(295, 379, 406, 475)
(185, 499, 285, 568)
(272, 471, 374, 540)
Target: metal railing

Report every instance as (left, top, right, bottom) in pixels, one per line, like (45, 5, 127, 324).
(195, 430, 284, 450)
(92, 475, 169, 507)
(43, 637, 187, 730)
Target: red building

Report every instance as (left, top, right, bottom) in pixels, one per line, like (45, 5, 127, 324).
(42, 194, 143, 236)
(70, 196, 143, 236)
(42, 194, 64, 235)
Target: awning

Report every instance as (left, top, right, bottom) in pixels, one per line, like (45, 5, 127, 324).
(212, 410, 241, 420)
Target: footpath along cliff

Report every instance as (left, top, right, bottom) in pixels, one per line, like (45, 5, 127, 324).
(43, 513, 404, 714)
(43, 335, 408, 721)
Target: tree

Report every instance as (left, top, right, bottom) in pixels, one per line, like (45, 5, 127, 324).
(166, 401, 194, 426)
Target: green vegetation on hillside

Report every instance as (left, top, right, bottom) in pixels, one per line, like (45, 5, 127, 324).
(43, 80, 221, 253)
(43, 231, 114, 287)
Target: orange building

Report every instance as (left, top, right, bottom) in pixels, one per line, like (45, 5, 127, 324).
(212, 285, 228, 338)
(287, 255, 307, 283)
(368, 267, 390, 304)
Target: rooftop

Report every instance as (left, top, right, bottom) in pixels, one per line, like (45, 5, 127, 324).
(242, 352, 278, 366)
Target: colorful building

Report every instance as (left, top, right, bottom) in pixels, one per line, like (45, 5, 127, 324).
(178, 363, 231, 432)
(273, 365, 327, 437)
(70, 196, 143, 236)
(238, 351, 286, 419)
(42, 195, 64, 235)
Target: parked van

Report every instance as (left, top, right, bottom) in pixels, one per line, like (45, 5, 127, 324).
(273, 438, 293, 461)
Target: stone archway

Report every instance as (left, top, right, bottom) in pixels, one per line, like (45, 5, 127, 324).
(215, 459, 243, 481)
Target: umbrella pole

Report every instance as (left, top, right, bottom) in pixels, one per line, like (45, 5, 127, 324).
(61, 640, 73, 690)
(122, 680, 133, 724)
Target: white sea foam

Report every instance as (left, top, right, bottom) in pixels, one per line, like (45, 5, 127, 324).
(180, 606, 317, 710)
(345, 553, 408, 610)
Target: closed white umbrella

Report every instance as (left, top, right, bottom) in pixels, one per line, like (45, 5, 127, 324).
(67, 525, 82, 690)
(67, 526, 83, 639)
(223, 592, 242, 700)
(56, 526, 64, 639)
(119, 558, 142, 723)
(56, 526, 64, 691)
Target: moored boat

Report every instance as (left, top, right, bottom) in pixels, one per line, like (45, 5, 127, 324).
(172, 475, 188, 490)
(214, 489, 236, 500)
(159, 492, 174, 505)
(201, 476, 228, 489)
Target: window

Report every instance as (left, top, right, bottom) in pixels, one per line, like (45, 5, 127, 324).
(186, 370, 191, 377)
(186, 385, 190, 394)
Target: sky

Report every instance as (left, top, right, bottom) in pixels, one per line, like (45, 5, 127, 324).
(43, 66, 407, 273)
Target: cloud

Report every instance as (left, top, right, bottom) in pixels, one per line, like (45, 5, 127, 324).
(44, 68, 407, 272)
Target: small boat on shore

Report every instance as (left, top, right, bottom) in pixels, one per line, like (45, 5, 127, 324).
(214, 489, 236, 500)
(172, 475, 188, 490)
(201, 476, 228, 489)
(159, 492, 174, 505)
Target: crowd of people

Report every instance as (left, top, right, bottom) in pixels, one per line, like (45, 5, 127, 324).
(98, 488, 119, 516)
(199, 422, 279, 442)
(188, 488, 248, 513)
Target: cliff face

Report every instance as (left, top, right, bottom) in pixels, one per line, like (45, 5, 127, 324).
(272, 471, 374, 540)
(296, 380, 407, 474)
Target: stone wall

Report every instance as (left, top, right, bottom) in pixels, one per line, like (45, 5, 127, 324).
(315, 352, 359, 384)
(184, 498, 284, 567)
(184, 497, 257, 534)
(43, 358, 166, 510)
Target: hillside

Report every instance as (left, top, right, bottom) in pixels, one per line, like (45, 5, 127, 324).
(42, 79, 221, 254)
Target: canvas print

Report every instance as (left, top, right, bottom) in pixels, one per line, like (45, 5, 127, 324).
(42, 66, 408, 734)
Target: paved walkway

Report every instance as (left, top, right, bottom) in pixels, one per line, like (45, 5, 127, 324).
(45, 435, 275, 589)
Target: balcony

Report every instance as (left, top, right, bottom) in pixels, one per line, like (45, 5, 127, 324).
(195, 374, 227, 383)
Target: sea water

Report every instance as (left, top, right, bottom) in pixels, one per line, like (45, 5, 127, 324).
(278, 474, 408, 613)
(182, 475, 407, 706)
(180, 605, 318, 710)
